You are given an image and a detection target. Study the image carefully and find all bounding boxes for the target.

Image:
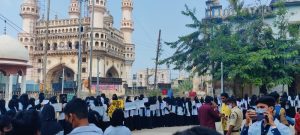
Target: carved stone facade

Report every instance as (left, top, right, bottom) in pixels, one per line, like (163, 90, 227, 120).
(18, 0, 135, 95)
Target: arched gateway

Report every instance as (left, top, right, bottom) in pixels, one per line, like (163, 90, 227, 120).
(46, 65, 76, 91)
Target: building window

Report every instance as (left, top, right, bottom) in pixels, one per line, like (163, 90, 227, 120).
(82, 57, 87, 62)
(38, 59, 42, 63)
(37, 69, 41, 73)
(161, 74, 164, 78)
(140, 74, 143, 78)
(82, 68, 86, 73)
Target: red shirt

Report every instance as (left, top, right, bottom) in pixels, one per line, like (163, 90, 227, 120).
(198, 103, 220, 129)
(295, 113, 300, 133)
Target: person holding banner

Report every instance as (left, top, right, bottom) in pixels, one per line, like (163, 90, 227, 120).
(124, 96, 134, 131)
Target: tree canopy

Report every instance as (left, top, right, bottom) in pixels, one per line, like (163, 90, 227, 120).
(161, 0, 300, 92)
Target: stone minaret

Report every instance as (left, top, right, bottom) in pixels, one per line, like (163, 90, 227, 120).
(69, 0, 80, 19)
(20, 0, 39, 34)
(19, 0, 39, 81)
(121, 0, 135, 87)
(89, 0, 106, 28)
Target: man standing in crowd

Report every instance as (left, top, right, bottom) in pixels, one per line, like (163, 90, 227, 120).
(64, 98, 103, 135)
(221, 93, 231, 135)
(226, 97, 243, 135)
(241, 96, 291, 135)
(198, 96, 220, 129)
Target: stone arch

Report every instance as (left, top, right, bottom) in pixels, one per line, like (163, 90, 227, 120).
(95, 33, 99, 38)
(106, 66, 119, 78)
(67, 41, 72, 49)
(46, 64, 76, 91)
(53, 42, 58, 50)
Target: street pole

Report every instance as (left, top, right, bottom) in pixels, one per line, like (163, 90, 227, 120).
(77, 0, 83, 97)
(96, 56, 100, 95)
(89, 0, 95, 95)
(221, 62, 224, 93)
(42, 0, 50, 93)
(61, 66, 65, 94)
(154, 29, 161, 90)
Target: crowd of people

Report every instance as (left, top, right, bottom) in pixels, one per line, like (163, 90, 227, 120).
(0, 91, 299, 135)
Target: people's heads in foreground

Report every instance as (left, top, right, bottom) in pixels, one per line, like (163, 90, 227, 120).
(220, 92, 229, 103)
(11, 109, 41, 135)
(64, 98, 89, 128)
(204, 96, 214, 104)
(111, 109, 125, 127)
(173, 126, 221, 135)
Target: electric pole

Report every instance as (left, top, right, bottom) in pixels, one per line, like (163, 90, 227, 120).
(89, 0, 95, 95)
(153, 29, 161, 90)
(146, 68, 149, 89)
(42, 0, 50, 93)
(77, 0, 83, 97)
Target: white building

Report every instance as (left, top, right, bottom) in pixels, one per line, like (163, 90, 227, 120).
(18, 0, 135, 95)
(132, 69, 170, 88)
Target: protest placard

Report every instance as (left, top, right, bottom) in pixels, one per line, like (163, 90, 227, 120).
(125, 102, 137, 110)
(51, 103, 63, 112)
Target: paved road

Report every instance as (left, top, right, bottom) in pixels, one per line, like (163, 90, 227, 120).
(132, 122, 295, 135)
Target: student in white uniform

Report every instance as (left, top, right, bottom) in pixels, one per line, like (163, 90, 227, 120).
(155, 96, 164, 127)
(124, 96, 134, 130)
(191, 98, 198, 125)
(185, 98, 192, 126)
(104, 109, 131, 135)
(176, 97, 184, 126)
(132, 96, 141, 130)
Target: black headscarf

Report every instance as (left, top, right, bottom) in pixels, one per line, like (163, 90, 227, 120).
(19, 94, 29, 110)
(0, 99, 7, 115)
(40, 104, 63, 135)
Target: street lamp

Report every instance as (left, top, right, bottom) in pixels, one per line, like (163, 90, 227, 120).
(61, 64, 65, 94)
(96, 56, 100, 95)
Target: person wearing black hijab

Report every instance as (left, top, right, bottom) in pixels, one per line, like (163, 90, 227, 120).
(19, 94, 29, 110)
(28, 98, 36, 110)
(0, 99, 7, 115)
(124, 96, 134, 130)
(36, 93, 45, 110)
(40, 104, 64, 135)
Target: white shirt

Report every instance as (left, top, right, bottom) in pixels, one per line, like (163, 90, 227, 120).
(177, 106, 184, 116)
(104, 126, 131, 135)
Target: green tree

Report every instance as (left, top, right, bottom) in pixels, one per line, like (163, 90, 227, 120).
(162, 0, 300, 94)
(178, 79, 193, 93)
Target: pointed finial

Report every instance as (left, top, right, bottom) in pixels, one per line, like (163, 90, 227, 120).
(3, 20, 6, 35)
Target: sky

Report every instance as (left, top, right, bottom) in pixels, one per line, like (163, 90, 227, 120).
(0, 0, 271, 79)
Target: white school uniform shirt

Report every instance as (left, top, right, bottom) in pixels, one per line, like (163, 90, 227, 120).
(102, 104, 110, 122)
(91, 106, 105, 117)
(124, 110, 130, 118)
(104, 126, 131, 135)
(138, 108, 145, 117)
(146, 109, 151, 117)
(297, 95, 300, 108)
(161, 102, 166, 115)
(171, 105, 176, 113)
(177, 106, 184, 116)
(185, 103, 191, 116)
(18, 102, 23, 111)
(164, 103, 170, 115)
(156, 102, 162, 117)
(130, 110, 135, 117)
(288, 96, 296, 107)
(241, 99, 249, 110)
(191, 101, 198, 116)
